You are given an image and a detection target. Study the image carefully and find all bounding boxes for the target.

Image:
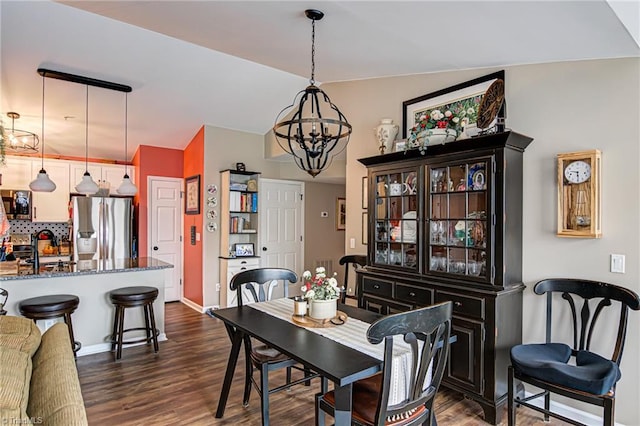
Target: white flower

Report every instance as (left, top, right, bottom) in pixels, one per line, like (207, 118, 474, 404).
(301, 285, 308, 293)
(452, 117, 460, 124)
(430, 110, 444, 121)
(328, 277, 339, 289)
(305, 289, 316, 299)
(444, 110, 452, 118)
(315, 266, 325, 274)
(302, 270, 311, 279)
(467, 107, 475, 115)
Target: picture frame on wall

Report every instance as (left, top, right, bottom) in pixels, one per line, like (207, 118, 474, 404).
(362, 212, 368, 245)
(402, 70, 505, 140)
(336, 197, 346, 231)
(185, 175, 201, 215)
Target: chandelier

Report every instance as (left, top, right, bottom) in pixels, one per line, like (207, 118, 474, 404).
(4, 112, 39, 154)
(273, 9, 352, 177)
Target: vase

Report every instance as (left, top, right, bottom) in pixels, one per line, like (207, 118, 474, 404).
(416, 128, 458, 146)
(374, 118, 399, 154)
(308, 298, 337, 320)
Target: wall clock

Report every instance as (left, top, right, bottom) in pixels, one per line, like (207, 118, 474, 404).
(557, 149, 601, 238)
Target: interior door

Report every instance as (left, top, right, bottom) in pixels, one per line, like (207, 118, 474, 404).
(148, 176, 183, 302)
(259, 179, 304, 296)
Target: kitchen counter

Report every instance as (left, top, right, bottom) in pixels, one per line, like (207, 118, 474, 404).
(0, 257, 172, 356)
(0, 257, 172, 281)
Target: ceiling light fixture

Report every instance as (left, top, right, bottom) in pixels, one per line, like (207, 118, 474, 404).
(273, 9, 352, 177)
(4, 112, 39, 154)
(75, 85, 99, 195)
(28, 75, 56, 192)
(116, 93, 137, 195)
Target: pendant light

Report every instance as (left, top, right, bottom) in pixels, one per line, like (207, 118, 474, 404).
(29, 74, 56, 192)
(75, 85, 99, 195)
(273, 9, 352, 177)
(116, 93, 137, 195)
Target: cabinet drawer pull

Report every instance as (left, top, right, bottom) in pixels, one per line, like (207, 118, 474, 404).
(454, 301, 462, 307)
(373, 284, 380, 289)
(241, 261, 247, 264)
(409, 292, 416, 297)
(240, 267, 247, 271)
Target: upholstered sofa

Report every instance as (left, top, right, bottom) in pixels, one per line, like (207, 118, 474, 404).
(0, 315, 87, 425)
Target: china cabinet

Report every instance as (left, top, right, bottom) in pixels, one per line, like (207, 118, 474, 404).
(358, 131, 533, 425)
(219, 169, 261, 307)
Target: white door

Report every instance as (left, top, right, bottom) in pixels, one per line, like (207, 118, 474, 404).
(259, 179, 304, 288)
(148, 176, 183, 302)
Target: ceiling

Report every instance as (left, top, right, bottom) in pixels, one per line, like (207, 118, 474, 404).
(1, 1, 638, 167)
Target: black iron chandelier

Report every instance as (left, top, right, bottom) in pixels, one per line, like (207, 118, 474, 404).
(273, 9, 352, 177)
(4, 112, 39, 154)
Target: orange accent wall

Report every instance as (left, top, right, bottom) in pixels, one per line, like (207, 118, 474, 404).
(182, 127, 205, 306)
(133, 145, 183, 258)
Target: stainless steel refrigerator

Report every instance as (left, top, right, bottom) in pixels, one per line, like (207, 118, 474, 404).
(72, 196, 133, 262)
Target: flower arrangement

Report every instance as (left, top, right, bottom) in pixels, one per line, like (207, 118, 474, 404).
(301, 267, 341, 301)
(407, 100, 479, 154)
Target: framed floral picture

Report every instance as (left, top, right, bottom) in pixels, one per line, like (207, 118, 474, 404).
(336, 197, 346, 231)
(185, 175, 201, 215)
(402, 70, 505, 141)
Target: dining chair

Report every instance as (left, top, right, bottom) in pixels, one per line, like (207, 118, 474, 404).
(338, 255, 367, 304)
(315, 301, 453, 426)
(507, 278, 640, 426)
(231, 267, 323, 426)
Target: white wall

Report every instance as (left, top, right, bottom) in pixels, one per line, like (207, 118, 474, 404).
(323, 58, 640, 424)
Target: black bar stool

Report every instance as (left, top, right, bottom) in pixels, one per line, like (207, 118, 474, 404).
(18, 294, 81, 355)
(109, 286, 159, 361)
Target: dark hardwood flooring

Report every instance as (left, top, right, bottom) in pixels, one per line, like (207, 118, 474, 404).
(76, 302, 568, 425)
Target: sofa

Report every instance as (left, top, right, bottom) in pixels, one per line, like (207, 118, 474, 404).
(0, 315, 87, 425)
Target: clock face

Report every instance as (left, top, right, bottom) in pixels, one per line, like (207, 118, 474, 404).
(564, 160, 591, 184)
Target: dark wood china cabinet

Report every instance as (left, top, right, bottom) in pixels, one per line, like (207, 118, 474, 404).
(357, 131, 533, 425)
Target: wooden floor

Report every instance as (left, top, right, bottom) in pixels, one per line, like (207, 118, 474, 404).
(76, 302, 568, 425)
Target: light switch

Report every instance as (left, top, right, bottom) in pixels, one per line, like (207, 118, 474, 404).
(349, 238, 356, 249)
(196, 232, 201, 241)
(611, 254, 625, 273)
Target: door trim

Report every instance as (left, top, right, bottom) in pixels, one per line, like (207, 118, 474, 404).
(147, 175, 185, 302)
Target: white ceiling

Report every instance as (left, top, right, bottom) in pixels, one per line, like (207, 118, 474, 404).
(1, 1, 638, 165)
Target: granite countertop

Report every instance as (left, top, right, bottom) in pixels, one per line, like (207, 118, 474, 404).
(0, 257, 173, 281)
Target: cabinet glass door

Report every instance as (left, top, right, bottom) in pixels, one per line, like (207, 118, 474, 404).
(427, 160, 488, 279)
(373, 168, 419, 270)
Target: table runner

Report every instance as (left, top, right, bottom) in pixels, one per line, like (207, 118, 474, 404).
(249, 298, 432, 406)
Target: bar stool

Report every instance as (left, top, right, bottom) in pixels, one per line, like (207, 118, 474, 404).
(18, 294, 81, 355)
(109, 286, 159, 361)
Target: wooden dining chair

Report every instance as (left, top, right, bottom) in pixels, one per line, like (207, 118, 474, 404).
(338, 254, 367, 303)
(231, 267, 323, 426)
(508, 278, 640, 426)
(315, 301, 452, 426)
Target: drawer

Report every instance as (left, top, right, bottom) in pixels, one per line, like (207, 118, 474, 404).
(395, 283, 433, 306)
(228, 258, 260, 269)
(435, 290, 484, 320)
(362, 277, 393, 298)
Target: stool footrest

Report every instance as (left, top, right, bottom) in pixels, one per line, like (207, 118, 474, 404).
(110, 327, 160, 346)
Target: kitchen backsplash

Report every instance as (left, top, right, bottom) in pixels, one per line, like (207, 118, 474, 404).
(6, 220, 70, 241)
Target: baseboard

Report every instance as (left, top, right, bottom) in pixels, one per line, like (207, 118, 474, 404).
(77, 333, 167, 357)
(180, 297, 204, 312)
(522, 391, 624, 426)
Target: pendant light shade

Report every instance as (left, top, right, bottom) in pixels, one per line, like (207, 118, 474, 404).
(75, 85, 99, 195)
(29, 74, 56, 192)
(273, 9, 352, 177)
(117, 93, 137, 196)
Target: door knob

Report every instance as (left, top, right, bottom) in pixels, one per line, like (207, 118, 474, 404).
(262, 247, 267, 251)
(153, 246, 159, 251)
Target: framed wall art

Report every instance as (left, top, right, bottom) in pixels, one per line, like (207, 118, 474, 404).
(185, 175, 201, 215)
(336, 197, 346, 231)
(362, 212, 368, 245)
(402, 70, 505, 140)
(362, 177, 368, 209)
(234, 243, 254, 257)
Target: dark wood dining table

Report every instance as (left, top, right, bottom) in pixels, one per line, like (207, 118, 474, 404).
(209, 303, 383, 426)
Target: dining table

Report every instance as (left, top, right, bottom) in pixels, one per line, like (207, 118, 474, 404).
(209, 302, 384, 426)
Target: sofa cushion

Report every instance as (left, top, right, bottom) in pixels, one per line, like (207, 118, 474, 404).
(0, 345, 33, 424)
(28, 323, 88, 426)
(0, 315, 42, 356)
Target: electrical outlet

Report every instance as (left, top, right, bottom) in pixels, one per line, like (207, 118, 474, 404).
(611, 254, 625, 273)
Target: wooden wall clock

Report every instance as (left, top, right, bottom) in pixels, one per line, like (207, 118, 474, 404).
(557, 150, 601, 238)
